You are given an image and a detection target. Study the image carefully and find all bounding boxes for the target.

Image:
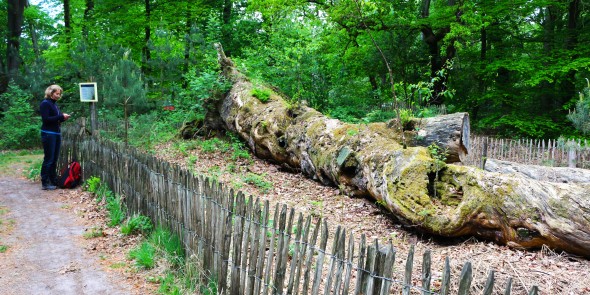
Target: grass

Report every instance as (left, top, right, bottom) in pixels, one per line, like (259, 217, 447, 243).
(83, 227, 105, 239)
(242, 172, 273, 194)
(0, 149, 43, 178)
(129, 242, 157, 269)
(0, 205, 13, 253)
(121, 214, 153, 235)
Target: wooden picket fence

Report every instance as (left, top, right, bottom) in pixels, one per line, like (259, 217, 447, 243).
(463, 136, 590, 169)
(59, 129, 538, 294)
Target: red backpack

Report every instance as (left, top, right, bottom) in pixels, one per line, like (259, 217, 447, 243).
(58, 161, 81, 189)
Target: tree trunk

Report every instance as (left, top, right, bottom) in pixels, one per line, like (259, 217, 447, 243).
(406, 112, 470, 163)
(212, 44, 590, 257)
(484, 159, 590, 184)
(64, 0, 71, 46)
(83, 0, 95, 41)
(5, 0, 26, 90)
(142, 0, 152, 75)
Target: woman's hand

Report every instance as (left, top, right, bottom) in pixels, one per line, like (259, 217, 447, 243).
(63, 113, 71, 121)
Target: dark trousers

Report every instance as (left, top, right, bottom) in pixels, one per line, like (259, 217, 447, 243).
(41, 132, 61, 185)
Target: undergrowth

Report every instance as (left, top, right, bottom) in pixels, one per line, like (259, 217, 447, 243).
(84, 176, 216, 294)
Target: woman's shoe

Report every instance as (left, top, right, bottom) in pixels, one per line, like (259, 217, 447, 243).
(42, 184, 57, 190)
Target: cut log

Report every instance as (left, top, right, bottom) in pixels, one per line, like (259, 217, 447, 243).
(406, 113, 470, 163)
(484, 159, 590, 183)
(212, 43, 590, 257)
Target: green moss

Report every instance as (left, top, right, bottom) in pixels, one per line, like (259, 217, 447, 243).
(548, 198, 569, 219)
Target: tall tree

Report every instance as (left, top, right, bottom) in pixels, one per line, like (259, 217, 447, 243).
(3, 0, 26, 92)
(142, 0, 151, 75)
(63, 0, 71, 46)
(419, 0, 460, 105)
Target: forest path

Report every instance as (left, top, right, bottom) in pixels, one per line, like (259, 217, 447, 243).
(0, 159, 137, 295)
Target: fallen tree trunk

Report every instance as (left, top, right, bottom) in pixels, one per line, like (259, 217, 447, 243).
(484, 159, 590, 183)
(211, 44, 590, 257)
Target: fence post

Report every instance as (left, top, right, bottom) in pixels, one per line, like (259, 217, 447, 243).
(402, 245, 414, 295)
(457, 261, 473, 295)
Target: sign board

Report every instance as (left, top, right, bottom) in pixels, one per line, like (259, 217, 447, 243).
(79, 82, 98, 102)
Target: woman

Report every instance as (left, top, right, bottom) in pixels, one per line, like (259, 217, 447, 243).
(39, 85, 70, 190)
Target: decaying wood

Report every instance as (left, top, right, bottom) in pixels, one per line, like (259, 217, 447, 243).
(484, 159, 590, 183)
(211, 44, 590, 257)
(405, 112, 470, 163)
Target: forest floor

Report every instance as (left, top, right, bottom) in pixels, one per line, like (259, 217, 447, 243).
(0, 154, 156, 295)
(152, 138, 590, 295)
(1, 141, 589, 294)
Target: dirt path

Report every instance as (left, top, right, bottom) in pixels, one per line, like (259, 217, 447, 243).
(0, 164, 138, 294)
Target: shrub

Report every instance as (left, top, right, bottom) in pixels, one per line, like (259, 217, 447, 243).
(568, 79, 590, 135)
(0, 85, 40, 149)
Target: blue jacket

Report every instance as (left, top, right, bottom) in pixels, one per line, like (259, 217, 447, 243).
(40, 98, 65, 133)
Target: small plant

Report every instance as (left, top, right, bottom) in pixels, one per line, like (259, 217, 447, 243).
(83, 227, 104, 239)
(24, 159, 42, 181)
(242, 173, 273, 194)
(310, 200, 324, 218)
(187, 155, 198, 167)
(228, 134, 251, 161)
(346, 128, 359, 136)
(106, 194, 126, 227)
(398, 108, 413, 128)
(149, 227, 185, 267)
(251, 87, 271, 103)
(121, 214, 153, 235)
(0, 245, 8, 253)
(199, 137, 230, 153)
(129, 241, 156, 269)
(110, 262, 126, 269)
(85, 176, 102, 193)
(428, 143, 448, 198)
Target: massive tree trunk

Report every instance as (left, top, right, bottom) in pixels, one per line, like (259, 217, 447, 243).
(212, 44, 590, 257)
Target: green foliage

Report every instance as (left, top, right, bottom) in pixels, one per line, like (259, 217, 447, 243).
(0, 85, 40, 149)
(362, 110, 396, 123)
(149, 227, 185, 267)
(121, 214, 153, 235)
(229, 134, 251, 161)
(84, 176, 126, 226)
(242, 173, 273, 194)
(181, 69, 232, 115)
(83, 227, 105, 239)
(567, 79, 590, 135)
(251, 87, 271, 103)
(198, 138, 231, 153)
(129, 241, 157, 269)
(106, 194, 126, 227)
(428, 143, 448, 165)
(84, 176, 102, 194)
(24, 158, 42, 181)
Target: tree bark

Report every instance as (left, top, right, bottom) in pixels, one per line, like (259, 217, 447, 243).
(64, 0, 71, 46)
(213, 44, 590, 257)
(83, 0, 95, 41)
(484, 159, 590, 184)
(142, 0, 152, 75)
(5, 0, 26, 90)
(406, 112, 470, 163)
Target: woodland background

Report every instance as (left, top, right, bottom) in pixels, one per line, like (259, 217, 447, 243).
(0, 0, 589, 150)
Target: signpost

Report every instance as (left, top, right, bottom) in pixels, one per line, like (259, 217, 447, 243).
(79, 82, 98, 135)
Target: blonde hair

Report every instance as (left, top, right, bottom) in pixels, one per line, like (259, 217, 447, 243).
(44, 85, 63, 98)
